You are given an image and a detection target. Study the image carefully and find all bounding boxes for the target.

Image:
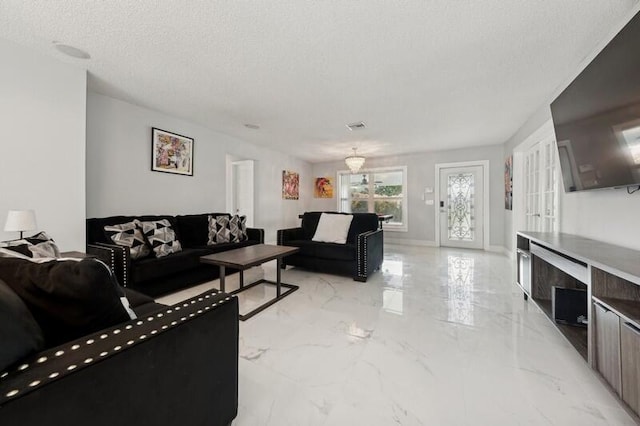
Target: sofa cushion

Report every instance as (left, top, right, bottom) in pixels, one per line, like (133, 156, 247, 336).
(302, 212, 379, 244)
(104, 221, 151, 260)
(137, 219, 183, 258)
(123, 289, 166, 317)
(229, 215, 248, 242)
(0, 278, 45, 371)
(208, 215, 232, 244)
(87, 215, 177, 245)
(0, 231, 61, 258)
(312, 213, 353, 244)
(192, 240, 257, 254)
(133, 248, 211, 283)
(301, 211, 325, 240)
(175, 213, 230, 247)
(123, 287, 156, 308)
(285, 240, 356, 261)
(345, 213, 379, 243)
(0, 257, 132, 347)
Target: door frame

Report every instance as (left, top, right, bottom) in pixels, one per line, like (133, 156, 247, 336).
(512, 119, 557, 253)
(225, 155, 255, 226)
(434, 160, 490, 250)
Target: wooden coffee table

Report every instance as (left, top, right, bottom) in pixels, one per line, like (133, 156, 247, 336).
(200, 244, 300, 320)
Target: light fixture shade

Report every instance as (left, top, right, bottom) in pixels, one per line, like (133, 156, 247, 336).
(4, 210, 37, 233)
(345, 148, 365, 173)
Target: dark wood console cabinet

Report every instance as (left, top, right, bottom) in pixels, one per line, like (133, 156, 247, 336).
(516, 231, 640, 419)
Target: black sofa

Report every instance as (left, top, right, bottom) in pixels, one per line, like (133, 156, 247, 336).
(87, 213, 264, 297)
(0, 257, 239, 426)
(277, 212, 383, 282)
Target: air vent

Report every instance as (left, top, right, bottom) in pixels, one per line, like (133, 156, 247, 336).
(346, 121, 366, 131)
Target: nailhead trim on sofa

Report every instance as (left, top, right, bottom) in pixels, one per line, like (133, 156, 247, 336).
(0, 292, 236, 404)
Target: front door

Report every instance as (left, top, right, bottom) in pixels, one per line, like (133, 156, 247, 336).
(439, 165, 484, 249)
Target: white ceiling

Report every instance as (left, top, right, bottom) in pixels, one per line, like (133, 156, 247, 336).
(0, 0, 637, 162)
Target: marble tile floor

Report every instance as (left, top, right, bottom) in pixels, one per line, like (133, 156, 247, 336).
(161, 244, 637, 425)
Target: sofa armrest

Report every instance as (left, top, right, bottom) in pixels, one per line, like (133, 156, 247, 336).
(277, 227, 304, 245)
(86, 244, 117, 273)
(0, 291, 239, 426)
(246, 227, 264, 244)
(88, 243, 131, 288)
(355, 229, 384, 282)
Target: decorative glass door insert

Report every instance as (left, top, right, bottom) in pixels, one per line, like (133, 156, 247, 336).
(439, 164, 484, 250)
(447, 173, 475, 241)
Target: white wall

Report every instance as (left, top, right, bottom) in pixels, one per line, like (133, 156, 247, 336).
(0, 38, 87, 250)
(506, 114, 640, 252)
(86, 93, 311, 242)
(311, 145, 505, 248)
(503, 4, 640, 252)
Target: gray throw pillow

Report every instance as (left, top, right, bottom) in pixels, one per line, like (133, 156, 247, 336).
(104, 221, 151, 260)
(136, 219, 182, 258)
(0, 278, 45, 371)
(229, 215, 248, 243)
(208, 215, 231, 244)
(0, 231, 61, 259)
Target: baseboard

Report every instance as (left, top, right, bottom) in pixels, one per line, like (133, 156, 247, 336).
(385, 240, 514, 257)
(488, 245, 514, 258)
(385, 238, 438, 247)
(502, 247, 515, 259)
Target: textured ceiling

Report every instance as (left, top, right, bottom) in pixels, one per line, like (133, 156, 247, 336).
(0, 0, 637, 162)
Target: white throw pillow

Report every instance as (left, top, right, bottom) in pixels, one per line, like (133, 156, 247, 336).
(311, 213, 354, 244)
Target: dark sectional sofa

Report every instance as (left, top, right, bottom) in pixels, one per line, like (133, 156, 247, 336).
(87, 213, 264, 297)
(277, 211, 383, 281)
(0, 256, 239, 426)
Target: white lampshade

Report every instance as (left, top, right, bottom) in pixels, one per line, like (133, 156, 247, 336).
(4, 210, 37, 233)
(345, 148, 365, 173)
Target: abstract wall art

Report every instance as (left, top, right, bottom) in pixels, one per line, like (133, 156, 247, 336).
(151, 127, 194, 176)
(282, 170, 299, 200)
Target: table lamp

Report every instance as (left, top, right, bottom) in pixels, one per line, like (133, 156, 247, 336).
(4, 210, 37, 239)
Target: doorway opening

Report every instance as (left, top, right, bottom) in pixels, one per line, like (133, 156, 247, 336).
(225, 157, 255, 227)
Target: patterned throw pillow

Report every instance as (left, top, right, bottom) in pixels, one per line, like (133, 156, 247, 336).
(0, 231, 61, 258)
(104, 222, 151, 260)
(208, 215, 231, 244)
(137, 219, 182, 258)
(229, 215, 248, 242)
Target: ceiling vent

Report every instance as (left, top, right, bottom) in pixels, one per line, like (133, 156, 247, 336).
(346, 121, 366, 131)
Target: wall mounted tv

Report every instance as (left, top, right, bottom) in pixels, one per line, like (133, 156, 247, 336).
(551, 10, 640, 192)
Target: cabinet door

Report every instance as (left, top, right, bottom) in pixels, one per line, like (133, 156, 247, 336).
(621, 322, 640, 414)
(517, 250, 531, 295)
(594, 303, 621, 395)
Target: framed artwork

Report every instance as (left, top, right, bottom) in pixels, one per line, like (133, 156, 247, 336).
(151, 127, 194, 176)
(314, 177, 333, 198)
(505, 154, 513, 210)
(282, 170, 299, 200)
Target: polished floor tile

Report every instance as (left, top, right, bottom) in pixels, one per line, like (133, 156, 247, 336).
(229, 245, 636, 425)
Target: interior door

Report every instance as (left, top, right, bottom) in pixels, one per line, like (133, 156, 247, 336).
(525, 144, 542, 231)
(231, 160, 255, 227)
(524, 139, 558, 232)
(439, 165, 484, 249)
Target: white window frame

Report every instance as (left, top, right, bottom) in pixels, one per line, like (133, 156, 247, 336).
(337, 165, 408, 232)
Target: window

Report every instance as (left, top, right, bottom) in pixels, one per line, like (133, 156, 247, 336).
(338, 166, 407, 231)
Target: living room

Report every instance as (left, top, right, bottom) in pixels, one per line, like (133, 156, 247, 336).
(2, 1, 640, 425)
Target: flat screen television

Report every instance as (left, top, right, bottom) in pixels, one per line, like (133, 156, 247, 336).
(551, 10, 640, 192)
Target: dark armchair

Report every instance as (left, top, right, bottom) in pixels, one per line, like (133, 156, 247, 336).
(277, 212, 383, 282)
